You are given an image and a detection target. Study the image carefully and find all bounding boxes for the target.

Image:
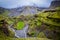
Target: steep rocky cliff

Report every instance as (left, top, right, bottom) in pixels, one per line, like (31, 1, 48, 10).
(50, 0, 60, 8)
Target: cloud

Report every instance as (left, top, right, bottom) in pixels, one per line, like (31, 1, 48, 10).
(0, 0, 53, 8)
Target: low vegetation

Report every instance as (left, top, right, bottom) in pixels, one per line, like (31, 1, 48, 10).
(0, 7, 60, 40)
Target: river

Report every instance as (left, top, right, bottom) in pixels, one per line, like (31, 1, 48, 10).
(8, 23, 29, 38)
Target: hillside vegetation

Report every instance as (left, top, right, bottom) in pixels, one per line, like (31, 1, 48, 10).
(0, 7, 60, 40)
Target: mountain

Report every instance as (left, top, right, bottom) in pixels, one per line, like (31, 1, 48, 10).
(8, 6, 47, 17)
(0, 7, 6, 14)
(49, 0, 60, 8)
(0, 6, 48, 17)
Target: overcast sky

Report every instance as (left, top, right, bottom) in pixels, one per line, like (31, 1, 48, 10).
(0, 0, 53, 9)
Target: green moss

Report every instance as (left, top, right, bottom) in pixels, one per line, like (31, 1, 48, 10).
(37, 32, 46, 38)
(0, 38, 52, 40)
(6, 18, 15, 24)
(0, 29, 14, 39)
(37, 8, 60, 40)
(15, 21, 25, 30)
(28, 30, 37, 37)
(7, 20, 13, 24)
(48, 12, 60, 18)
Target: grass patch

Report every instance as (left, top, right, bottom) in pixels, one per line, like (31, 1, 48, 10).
(15, 21, 25, 30)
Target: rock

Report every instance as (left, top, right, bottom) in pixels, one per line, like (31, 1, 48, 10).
(50, 0, 60, 8)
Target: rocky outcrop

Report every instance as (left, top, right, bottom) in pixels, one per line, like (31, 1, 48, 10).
(0, 7, 5, 13)
(8, 6, 44, 17)
(50, 0, 60, 8)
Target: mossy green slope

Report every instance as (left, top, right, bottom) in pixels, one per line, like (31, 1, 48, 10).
(14, 21, 25, 30)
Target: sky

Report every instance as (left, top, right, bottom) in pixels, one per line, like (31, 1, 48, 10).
(0, 0, 53, 9)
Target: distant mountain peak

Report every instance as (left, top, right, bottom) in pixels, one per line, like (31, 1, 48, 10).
(8, 6, 47, 17)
